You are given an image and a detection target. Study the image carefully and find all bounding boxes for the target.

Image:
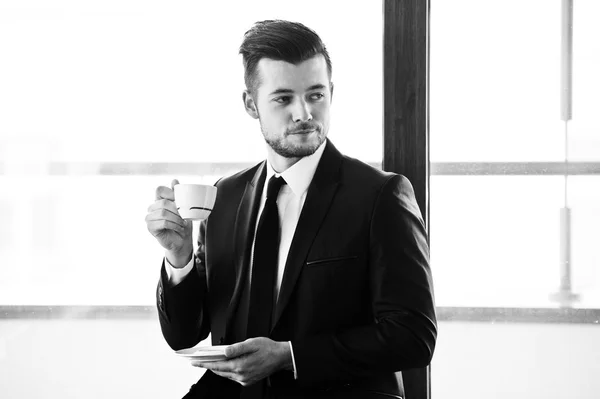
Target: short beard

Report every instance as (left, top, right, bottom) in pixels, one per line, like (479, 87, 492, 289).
(262, 124, 326, 158)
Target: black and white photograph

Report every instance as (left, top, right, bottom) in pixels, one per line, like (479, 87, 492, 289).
(1, 1, 599, 398)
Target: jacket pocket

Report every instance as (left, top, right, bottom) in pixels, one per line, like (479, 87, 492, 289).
(362, 390, 403, 399)
(305, 255, 358, 267)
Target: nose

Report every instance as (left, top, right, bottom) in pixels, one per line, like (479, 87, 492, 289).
(291, 99, 313, 123)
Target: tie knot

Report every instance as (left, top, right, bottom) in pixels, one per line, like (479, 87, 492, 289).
(266, 176, 286, 201)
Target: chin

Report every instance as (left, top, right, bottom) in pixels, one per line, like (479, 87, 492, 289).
(270, 135, 325, 158)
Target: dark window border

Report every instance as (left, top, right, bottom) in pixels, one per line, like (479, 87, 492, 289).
(3, 161, 600, 176)
(2, 305, 600, 324)
(383, 1, 430, 398)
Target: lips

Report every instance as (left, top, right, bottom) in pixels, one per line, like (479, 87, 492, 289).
(290, 129, 315, 135)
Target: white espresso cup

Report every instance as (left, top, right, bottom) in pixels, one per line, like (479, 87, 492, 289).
(174, 184, 218, 220)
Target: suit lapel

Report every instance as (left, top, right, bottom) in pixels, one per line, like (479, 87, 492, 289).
(224, 162, 266, 337)
(271, 141, 343, 331)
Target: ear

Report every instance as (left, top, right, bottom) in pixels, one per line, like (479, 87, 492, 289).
(329, 81, 334, 102)
(243, 90, 259, 119)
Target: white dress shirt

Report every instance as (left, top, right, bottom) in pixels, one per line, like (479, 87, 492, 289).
(164, 139, 327, 379)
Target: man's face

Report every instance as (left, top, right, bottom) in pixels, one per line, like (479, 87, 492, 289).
(244, 54, 333, 158)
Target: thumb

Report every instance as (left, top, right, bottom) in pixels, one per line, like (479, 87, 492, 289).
(225, 342, 244, 358)
(170, 179, 188, 226)
(225, 339, 257, 358)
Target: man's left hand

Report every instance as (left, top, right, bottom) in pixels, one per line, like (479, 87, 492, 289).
(191, 337, 293, 386)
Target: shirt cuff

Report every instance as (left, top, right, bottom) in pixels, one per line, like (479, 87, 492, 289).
(164, 253, 194, 286)
(288, 341, 298, 380)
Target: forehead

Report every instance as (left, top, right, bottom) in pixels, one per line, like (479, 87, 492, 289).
(255, 55, 330, 94)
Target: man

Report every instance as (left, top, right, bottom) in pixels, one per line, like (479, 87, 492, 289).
(146, 20, 436, 398)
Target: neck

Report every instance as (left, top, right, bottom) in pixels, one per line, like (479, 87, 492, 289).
(266, 147, 302, 173)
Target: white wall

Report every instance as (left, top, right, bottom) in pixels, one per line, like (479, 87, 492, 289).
(0, 317, 206, 398)
(1, 318, 599, 398)
(431, 321, 600, 399)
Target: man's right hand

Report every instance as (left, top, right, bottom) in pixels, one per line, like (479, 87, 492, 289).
(146, 179, 193, 268)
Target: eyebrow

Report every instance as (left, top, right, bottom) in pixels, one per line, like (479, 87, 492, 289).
(269, 84, 327, 96)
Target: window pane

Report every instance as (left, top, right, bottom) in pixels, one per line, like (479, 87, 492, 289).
(430, 175, 600, 309)
(0, 0, 382, 306)
(0, 2, 383, 399)
(430, 0, 600, 309)
(430, 0, 600, 163)
(430, 0, 563, 162)
(569, 0, 600, 161)
(430, 2, 600, 399)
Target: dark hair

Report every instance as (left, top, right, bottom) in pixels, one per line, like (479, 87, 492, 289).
(239, 20, 332, 96)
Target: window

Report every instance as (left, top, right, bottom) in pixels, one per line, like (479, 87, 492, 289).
(429, 1, 600, 398)
(0, 0, 382, 306)
(430, 0, 600, 309)
(0, 1, 384, 398)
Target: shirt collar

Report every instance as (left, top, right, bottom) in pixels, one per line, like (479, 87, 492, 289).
(265, 139, 327, 197)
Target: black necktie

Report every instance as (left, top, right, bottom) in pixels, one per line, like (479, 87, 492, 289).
(241, 176, 286, 399)
(246, 175, 286, 339)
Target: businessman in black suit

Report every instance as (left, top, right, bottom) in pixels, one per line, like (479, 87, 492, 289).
(146, 20, 436, 398)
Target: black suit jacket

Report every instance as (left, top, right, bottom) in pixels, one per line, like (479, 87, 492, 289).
(157, 140, 437, 398)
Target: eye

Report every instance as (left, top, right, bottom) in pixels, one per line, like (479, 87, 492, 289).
(309, 93, 325, 101)
(273, 96, 291, 104)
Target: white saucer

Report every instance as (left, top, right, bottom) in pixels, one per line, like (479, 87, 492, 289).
(175, 345, 229, 362)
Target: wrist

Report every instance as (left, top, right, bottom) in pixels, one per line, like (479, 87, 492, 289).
(277, 341, 293, 372)
(165, 249, 193, 268)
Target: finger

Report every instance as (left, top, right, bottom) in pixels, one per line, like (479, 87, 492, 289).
(210, 370, 245, 385)
(146, 219, 186, 237)
(193, 360, 235, 373)
(155, 185, 175, 201)
(171, 179, 180, 191)
(147, 201, 190, 231)
(189, 364, 241, 382)
(147, 198, 179, 214)
(145, 208, 186, 229)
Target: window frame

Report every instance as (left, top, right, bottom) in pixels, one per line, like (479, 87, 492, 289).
(383, 1, 430, 398)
